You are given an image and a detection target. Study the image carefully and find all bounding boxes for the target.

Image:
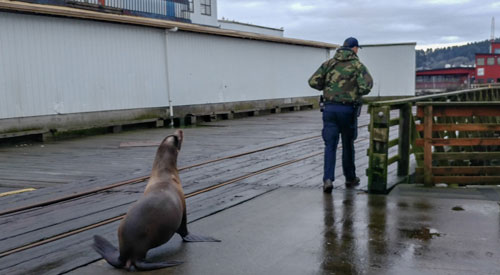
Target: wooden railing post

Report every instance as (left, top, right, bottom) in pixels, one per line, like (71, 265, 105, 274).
(368, 106, 390, 193)
(423, 105, 433, 186)
(397, 103, 412, 178)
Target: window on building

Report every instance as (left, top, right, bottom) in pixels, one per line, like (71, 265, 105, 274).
(488, 78, 494, 83)
(201, 0, 211, 15)
(187, 0, 194, 12)
(495, 48, 500, 54)
(497, 57, 500, 65)
(477, 58, 485, 66)
(487, 57, 495, 65)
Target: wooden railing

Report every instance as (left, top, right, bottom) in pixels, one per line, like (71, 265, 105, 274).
(366, 87, 500, 193)
(414, 102, 500, 185)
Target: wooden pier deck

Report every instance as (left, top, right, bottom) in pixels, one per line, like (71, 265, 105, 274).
(0, 107, 399, 274)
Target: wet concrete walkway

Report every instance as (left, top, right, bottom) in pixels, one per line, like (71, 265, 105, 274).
(73, 186, 500, 275)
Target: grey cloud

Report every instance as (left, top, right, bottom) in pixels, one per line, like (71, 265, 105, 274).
(218, 0, 500, 48)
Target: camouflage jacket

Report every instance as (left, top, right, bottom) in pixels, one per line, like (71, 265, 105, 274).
(308, 47, 373, 103)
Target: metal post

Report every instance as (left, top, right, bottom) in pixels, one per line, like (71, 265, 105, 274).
(165, 28, 178, 126)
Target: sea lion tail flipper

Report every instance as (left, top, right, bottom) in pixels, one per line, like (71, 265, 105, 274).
(134, 260, 183, 270)
(92, 235, 125, 268)
(182, 233, 221, 242)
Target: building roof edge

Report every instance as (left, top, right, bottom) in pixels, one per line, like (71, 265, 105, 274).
(0, 0, 339, 49)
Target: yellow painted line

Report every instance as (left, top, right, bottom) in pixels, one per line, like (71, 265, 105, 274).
(0, 188, 36, 197)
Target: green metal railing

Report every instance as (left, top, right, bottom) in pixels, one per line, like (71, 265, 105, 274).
(366, 87, 500, 194)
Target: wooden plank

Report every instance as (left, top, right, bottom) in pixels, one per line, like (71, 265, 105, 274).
(372, 128, 389, 142)
(416, 138, 500, 147)
(387, 155, 400, 165)
(416, 123, 500, 132)
(367, 105, 400, 193)
(0, 184, 276, 275)
(388, 138, 399, 148)
(416, 166, 500, 175)
(433, 176, 500, 184)
(415, 152, 500, 160)
(389, 118, 400, 127)
(370, 88, 487, 107)
(0, 129, 47, 139)
(431, 152, 500, 160)
(423, 105, 433, 186)
(416, 101, 500, 106)
(417, 105, 500, 117)
(397, 103, 412, 176)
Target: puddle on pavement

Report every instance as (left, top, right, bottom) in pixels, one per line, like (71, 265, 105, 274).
(412, 201, 433, 210)
(399, 227, 441, 241)
(397, 201, 409, 208)
(452, 206, 465, 211)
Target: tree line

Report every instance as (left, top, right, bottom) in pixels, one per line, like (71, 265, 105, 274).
(416, 39, 499, 70)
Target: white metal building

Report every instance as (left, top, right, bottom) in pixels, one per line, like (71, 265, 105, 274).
(0, 0, 416, 137)
(358, 43, 417, 97)
(0, 1, 333, 134)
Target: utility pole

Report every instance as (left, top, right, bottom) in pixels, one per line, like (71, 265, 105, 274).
(491, 17, 495, 53)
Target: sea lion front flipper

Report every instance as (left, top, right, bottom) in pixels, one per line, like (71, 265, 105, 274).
(182, 233, 221, 242)
(134, 260, 183, 270)
(177, 210, 220, 242)
(92, 235, 125, 268)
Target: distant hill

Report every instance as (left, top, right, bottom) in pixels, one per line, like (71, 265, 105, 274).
(416, 39, 500, 70)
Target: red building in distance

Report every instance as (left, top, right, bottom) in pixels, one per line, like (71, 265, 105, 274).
(416, 67, 475, 94)
(416, 41, 500, 94)
(475, 42, 500, 83)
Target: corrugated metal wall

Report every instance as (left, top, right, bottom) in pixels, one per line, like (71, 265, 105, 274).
(358, 44, 416, 97)
(1, 11, 416, 124)
(166, 32, 328, 106)
(0, 12, 168, 119)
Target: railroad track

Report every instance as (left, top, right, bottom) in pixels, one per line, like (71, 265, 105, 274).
(0, 151, 324, 258)
(0, 134, 323, 217)
(0, 124, 371, 262)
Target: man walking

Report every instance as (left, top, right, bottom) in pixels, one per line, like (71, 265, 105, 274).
(308, 37, 373, 193)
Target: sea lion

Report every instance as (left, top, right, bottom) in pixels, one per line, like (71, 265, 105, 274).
(93, 130, 220, 271)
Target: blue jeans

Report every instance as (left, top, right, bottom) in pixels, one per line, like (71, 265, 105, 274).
(322, 103, 358, 182)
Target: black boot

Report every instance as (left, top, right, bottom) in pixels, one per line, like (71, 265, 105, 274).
(323, 179, 333, 193)
(345, 177, 360, 188)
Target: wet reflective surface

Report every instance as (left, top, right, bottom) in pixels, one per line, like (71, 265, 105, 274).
(73, 187, 500, 275)
(320, 189, 500, 275)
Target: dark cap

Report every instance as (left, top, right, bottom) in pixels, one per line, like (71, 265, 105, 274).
(343, 37, 361, 49)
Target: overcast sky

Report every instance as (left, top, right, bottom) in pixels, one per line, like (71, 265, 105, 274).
(217, 0, 500, 50)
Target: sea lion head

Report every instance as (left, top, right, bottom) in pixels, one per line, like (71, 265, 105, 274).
(161, 129, 183, 152)
(152, 130, 184, 169)
(164, 129, 183, 151)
